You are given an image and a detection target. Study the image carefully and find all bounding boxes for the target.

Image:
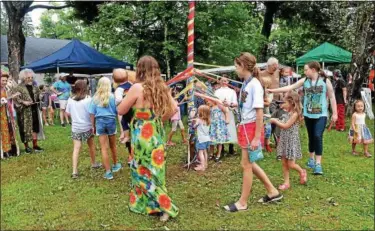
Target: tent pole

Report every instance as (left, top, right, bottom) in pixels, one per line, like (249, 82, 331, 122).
(57, 67, 60, 74)
(322, 62, 325, 70)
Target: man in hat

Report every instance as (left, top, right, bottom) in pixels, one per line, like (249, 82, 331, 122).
(333, 69, 347, 131)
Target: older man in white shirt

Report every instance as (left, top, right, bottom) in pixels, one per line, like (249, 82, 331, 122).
(214, 75, 238, 155)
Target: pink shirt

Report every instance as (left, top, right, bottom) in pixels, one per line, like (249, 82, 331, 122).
(171, 107, 181, 121)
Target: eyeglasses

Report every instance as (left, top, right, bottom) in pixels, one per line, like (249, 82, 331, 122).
(25, 76, 33, 79)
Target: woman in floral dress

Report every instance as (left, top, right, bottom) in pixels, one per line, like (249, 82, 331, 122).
(117, 56, 179, 222)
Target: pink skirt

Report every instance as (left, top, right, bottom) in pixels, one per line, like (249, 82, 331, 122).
(237, 122, 265, 149)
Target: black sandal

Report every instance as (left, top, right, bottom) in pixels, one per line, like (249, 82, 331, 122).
(223, 203, 248, 212)
(257, 194, 283, 203)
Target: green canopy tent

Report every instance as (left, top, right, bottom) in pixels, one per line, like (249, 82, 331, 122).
(296, 42, 352, 72)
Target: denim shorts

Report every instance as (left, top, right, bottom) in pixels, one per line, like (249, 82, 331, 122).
(264, 122, 272, 139)
(196, 141, 210, 150)
(96, 118, 117, 136)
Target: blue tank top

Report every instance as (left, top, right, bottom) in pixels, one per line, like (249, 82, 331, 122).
(303, 77, 328, 118)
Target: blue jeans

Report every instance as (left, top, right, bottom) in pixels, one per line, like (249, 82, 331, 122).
(96, 118, 117, 136)
(304, 117, 327, 156)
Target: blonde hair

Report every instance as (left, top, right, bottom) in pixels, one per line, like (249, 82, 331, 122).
(136, 56, 173, 118)
(285, 91, 302, 121)
(198, 105, 211, 125)
(93, 77, 111, 107)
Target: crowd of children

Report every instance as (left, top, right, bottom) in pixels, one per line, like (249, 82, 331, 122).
(1, 53, 373, 222)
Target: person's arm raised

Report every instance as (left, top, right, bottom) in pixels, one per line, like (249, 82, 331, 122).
(117, 83, 141, 115)
(268, 77, 306, 94)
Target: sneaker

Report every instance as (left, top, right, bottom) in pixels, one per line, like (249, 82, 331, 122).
(313, 164, 323, 175)
(33, 146, 44, 152)
(307, 158, 315, 169)
(45, 123, 49, 126)
(112, 163, 122, 173)
(61, 123, 66, 127)
(276, 156, 282, 161)
(25, 147, 33, 154)
(104, 171, 114, 180)
(91, 162, 102, 169)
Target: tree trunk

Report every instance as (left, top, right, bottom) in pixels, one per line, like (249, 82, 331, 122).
(350, 3, 375, 101)
(3, 1, 32, 81)
(259, 2, 281, 62)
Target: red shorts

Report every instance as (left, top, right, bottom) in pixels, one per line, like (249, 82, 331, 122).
(237, 122, 265, 149)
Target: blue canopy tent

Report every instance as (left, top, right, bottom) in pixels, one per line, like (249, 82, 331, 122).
(22, 39, 133, 74)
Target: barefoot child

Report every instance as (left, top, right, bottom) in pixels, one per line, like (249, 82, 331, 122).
(261, 77, 273, 153)
(193, 105, 211, 171)
(270, 92, 307, 190)
(89, 77, 121, 180)
(194, 92, 230, 162)
(349, 100, 373, 157)
(65, 80, 101, 179)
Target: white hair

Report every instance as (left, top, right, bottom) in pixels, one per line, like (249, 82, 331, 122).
(19, 69, 35, 83)
(267, 57, 279, 66)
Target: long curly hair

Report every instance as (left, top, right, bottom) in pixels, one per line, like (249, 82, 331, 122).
(136, 56, 173, 117)
(93, 77, 111, 107)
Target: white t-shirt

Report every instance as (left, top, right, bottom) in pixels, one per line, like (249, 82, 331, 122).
(66, 96, 93, 133)
(196, 119, 211, 143)
(240, 78, 264, 124)
(214, 87, 238, 105)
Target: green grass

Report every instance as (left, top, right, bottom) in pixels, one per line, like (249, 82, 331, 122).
(1, 116, 374, 230)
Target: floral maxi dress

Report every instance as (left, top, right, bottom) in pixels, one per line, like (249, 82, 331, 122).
(128, 108, 179, 217)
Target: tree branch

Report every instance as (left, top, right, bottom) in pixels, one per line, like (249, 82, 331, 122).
(26, 4, 70, 14)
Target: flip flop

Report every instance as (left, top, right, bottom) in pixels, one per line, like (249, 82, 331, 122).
(278, 184, 290, 190)
(257, 193, 283, 203)
(364, 152, 372, 158)
(223, 203, 248, 212)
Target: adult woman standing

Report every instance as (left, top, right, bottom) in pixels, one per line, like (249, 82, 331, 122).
(13, 69, 45, 153)
(117, 56, 179, 222)
(1, 71, 20, 158)
(224, 52, 282, 212)
(268, 61, 338, 175)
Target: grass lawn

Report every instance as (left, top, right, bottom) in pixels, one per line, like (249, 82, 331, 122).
(1, 116, 374, 230)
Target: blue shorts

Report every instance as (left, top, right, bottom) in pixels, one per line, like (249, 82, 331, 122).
(196, 141, 210, 150)
(96, 118, 117, 136)
(264, 122, 272, 139)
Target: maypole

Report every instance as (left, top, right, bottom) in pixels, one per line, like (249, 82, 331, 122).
(186, 1, 196, 168)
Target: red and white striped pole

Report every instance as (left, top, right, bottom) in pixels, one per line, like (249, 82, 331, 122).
(187, 1, 195, 167)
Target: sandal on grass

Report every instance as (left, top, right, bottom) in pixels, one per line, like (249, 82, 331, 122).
(257, 193, 283, 203)
(278, 184, 290, 190)
(223, 203, 248, 212)
(364, 152, 372, 158)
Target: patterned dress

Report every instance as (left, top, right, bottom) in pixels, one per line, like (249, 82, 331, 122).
(209, 106, 229, 144)
(348, 113, 373, 144)
(128, 108, 179, 218)
(1, 88, 11, 152)
(276, 113, 302, 160)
